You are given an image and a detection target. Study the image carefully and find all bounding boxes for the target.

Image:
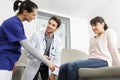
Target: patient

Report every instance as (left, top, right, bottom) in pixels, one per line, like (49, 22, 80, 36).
(58, 16, 120, 80)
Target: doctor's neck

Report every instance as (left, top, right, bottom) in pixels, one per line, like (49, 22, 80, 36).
(45, 32, 54, 38)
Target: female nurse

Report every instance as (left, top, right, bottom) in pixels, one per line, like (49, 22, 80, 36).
(0, 0, 56, 80)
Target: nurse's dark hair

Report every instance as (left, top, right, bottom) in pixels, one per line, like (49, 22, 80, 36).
(90, 16, 108, 30)
(13, 0, 38, 14)
(49, 16, 61, 28)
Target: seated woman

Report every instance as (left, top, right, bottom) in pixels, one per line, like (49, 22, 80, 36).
(58, 16, 120, 80)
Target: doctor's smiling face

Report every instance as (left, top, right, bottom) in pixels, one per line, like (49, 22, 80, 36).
(46, 19, 58, 34)
(45, 16, 61, 35)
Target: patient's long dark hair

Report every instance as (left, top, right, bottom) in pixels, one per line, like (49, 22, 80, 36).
(90, 16, 108, 30)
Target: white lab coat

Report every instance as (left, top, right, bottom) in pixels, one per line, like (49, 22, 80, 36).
(21, 30, 62, 80)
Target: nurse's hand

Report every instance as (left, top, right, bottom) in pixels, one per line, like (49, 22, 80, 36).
(48, 62, 59, 72)
(13, 64, 16, 73)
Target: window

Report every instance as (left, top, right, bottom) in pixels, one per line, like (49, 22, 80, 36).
(35, 11, 70, 48)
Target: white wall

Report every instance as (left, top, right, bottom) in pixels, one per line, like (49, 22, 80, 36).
(91, 0, 120, 48)
(0, 1, 14, 24)
(70, 17, 89, 53)
(22, 20, 36, 39)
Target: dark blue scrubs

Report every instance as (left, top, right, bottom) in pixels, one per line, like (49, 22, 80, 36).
(0, 16, 26, 70)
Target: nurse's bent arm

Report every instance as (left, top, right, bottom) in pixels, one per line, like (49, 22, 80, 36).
(19, 39, 49, 65)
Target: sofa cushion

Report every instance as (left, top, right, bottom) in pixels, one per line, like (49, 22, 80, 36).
(79, 66, 120, 78)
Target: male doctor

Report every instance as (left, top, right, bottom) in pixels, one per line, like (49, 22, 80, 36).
(22, 16, 62, 80)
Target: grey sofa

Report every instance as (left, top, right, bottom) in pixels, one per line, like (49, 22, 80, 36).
(60, 49, 120, 80)
(12, 48, 120, 80)
(78, 66, 120, 80)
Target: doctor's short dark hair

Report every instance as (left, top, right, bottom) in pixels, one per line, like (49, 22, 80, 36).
(90, 16, 108, 30)
(49, 16, 61, 28)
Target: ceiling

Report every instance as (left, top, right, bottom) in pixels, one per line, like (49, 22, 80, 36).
(33, 0, 112, 19)
(10, 0, 112, 19)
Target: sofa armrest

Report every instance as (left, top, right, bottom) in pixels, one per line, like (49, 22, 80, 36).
(78, 66, 120, 78)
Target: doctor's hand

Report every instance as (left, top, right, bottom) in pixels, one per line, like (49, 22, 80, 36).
(48, 62, 59, 72)
(44, 55, 51, 60)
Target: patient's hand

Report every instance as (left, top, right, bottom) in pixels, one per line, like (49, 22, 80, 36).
(48, 62, 59, 72)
